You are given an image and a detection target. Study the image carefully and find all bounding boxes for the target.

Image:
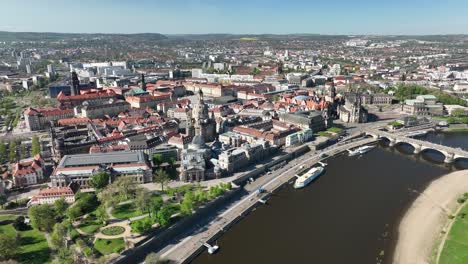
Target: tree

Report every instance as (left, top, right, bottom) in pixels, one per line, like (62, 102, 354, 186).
(66, 205, 82, 221)
(180, 191, 194, 216)
(29, 204, 57, 232)
(251, 67, 261, 75)
(98, 176, 137, 205)
(13, 216, 28, 231)
(97, 186, 119, 208)
(194, 189, 208, 204)
(89, 171, 110, 191)
(115, 176, 137, 200)
(149, 196, 163, 220)
(153, 154, 164, 167)
(0, 141, 6, 164)
(145, 253, 159, 264)
(19, 143, 26, 160)
(0, 234, 18, 261)
(54, 197, 68, 216)
(135, 188, 152, 215)
(167, 157, 177, 178)
(31, 136, 41, 156)
(0, 195, 7, 209)
(133, 218, 152, 234)
(95, 205, 109, 224)
(451, 108, 466, 117)
(50, 223, 67, 250)
(8, 140, 17, 163)
(54, 247, 74, 264)
(154, 169, 170, 192)
(156, 205, 172, 227)
(145, 252, 167, 264)
(75, 192, 99, 214)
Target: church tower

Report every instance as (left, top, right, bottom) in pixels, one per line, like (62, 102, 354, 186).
(193, 89, 208, 137)
(140, 74, 146, 91)
(70, 71, 79, 96)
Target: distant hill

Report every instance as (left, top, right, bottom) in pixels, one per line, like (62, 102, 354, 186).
(0, 31, 168, 42)
(166, 33, 350, 41)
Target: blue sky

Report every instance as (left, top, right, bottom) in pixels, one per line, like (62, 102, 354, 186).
(1, 0, 467, 35)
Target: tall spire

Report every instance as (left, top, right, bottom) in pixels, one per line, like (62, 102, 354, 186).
(198, 89, 204, 103)
(70, 71, 79, 96)
(141, 74, 146, 91)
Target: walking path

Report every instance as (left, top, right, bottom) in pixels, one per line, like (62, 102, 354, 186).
(94, 222, 132, 239)
(393, 170, 468, 264)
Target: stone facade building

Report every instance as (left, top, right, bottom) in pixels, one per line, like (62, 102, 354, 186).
(216, 141, 276, 175)
(338, 94, 368, 123)
(24, 107, 75, 131)
(402, 95, 444, 116)
(50, 151, 152, 188)
(12, 155, 45, 187)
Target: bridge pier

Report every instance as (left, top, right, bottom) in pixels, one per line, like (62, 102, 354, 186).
(413, 144, 422, 154)
(444, 153, 455, 164)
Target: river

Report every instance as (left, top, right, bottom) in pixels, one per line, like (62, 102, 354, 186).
(191, 133, 468, 264)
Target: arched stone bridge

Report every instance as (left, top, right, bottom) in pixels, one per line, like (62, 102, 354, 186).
(365, 129, 468, 163)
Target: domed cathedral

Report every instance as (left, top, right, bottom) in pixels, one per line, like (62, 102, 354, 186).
(190, 89, 216, 142)
(179, 89, 216, 182)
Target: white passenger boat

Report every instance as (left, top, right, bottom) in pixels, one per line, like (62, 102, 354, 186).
(347, 145, 375, 157)
(293, 166, 325, 189)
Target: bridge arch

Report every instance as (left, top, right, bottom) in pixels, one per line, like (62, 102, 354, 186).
(419, 146, 449, 163)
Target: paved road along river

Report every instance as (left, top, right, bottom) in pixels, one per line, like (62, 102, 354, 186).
(191, 143, 453, 264)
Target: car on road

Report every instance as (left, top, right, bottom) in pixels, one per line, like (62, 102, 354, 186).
(320, 153, 329, 158)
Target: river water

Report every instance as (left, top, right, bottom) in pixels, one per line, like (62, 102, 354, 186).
(191, 133, 468, 264)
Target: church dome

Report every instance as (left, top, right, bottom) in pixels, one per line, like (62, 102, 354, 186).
(189, 135, 206, 150)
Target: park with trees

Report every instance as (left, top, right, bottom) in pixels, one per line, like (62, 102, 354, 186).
(0, 156, 234, 264)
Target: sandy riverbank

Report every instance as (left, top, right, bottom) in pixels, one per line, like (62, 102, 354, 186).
(393, 170, 468, 264)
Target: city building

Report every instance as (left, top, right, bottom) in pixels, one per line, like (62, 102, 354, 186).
(285, 128, 314, 147)
(338, 94, 368, 123)
(401, 95, 444, 116)
(216, 141, 276, 175)
(28, 184, 79, 206)
(12, 155, 45, 187)
(78, 99, 130, 119)
(24, 107, 75, 131)
(50, 151, 152, 188)
(279, 111, 328, 131)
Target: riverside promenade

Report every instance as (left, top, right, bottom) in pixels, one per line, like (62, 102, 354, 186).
(159, 136, 377, 263)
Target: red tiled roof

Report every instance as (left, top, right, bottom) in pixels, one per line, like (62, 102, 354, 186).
(37, 187, 74, 197)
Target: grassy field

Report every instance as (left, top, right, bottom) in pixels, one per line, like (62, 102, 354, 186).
(94, 238, 125, 255)
(0, 215, 51, 264)
(439, 203, 468, 264)
(78, 216, 104, 234)
(111, 203, 143, 219)
(101, 226, 125, 236)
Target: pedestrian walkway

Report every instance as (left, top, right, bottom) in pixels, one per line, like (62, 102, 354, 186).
(95, 222, 132, 239)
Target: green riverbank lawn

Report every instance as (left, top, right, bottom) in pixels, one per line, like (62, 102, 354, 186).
(0, 215, 51, 264)
(440, 203, 468, 264)
(94, 238, 125, 255)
